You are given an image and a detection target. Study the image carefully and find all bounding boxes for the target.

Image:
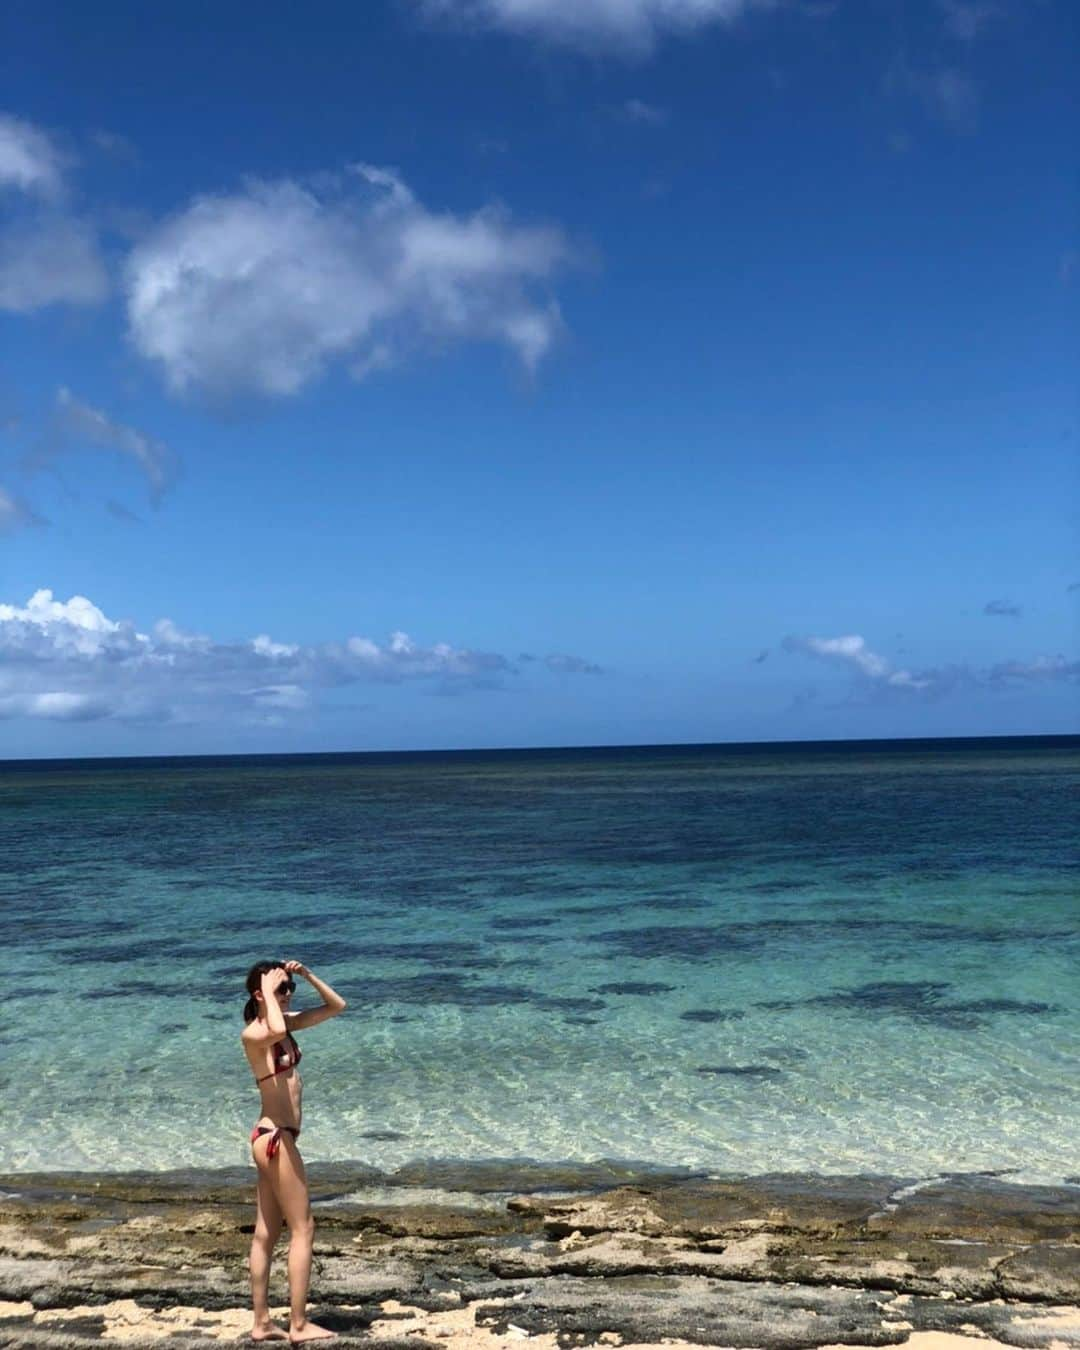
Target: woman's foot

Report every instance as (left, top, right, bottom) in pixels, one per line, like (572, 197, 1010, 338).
(289, 1322, 336, 1343)
(250, 1322, 289, 1341)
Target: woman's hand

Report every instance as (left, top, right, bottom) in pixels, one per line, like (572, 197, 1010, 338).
(284, 960, 309, 978)
(261, 966, 289, 992)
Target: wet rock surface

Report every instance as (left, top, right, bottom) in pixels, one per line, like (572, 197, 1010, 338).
(0, 1167, 1077, 1348)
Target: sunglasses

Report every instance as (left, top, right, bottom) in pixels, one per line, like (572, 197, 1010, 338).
(276, 981, 296, 997)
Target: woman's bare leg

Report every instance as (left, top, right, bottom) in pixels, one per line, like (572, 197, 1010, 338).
(263, 1137, 334, 1342)
(250, 1163, 288, 1340)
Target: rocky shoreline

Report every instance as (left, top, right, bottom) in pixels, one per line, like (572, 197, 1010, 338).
(1, 1163, 1078, 1349)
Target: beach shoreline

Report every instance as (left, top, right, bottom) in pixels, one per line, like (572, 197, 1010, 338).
(2, 1164, 1077, 1349)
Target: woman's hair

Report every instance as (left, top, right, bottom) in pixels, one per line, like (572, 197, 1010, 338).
(244, 960, 286, 1023)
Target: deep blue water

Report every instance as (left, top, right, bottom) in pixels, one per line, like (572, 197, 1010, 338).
(3, 736, 1078, 1179)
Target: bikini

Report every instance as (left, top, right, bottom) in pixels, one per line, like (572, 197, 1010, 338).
(250, 1032, 302, 1159)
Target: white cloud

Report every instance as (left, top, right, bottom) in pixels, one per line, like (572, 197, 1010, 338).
(23, 691, 109, 721)
(783, 631, 1078, 702)
(0, 113, 108, 312)
(784, 633, 908, 682)
(253, 634, 300, 659)
(126, 167, 575, 399)
(0, 114, 65, 197)
(0, 589, 125, 656)
(989, 655, 1080, 683)
(783, 632, 948, 695)
(50, 388, 176, 504)
(418, 0, 773, 51)
(0, 588, 599, 727)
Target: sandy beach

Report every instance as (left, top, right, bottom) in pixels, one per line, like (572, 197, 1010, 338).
(2, 1164, 1077, 1349)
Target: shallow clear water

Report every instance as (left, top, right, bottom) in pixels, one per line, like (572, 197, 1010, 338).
(3, 738, 1078, 1179)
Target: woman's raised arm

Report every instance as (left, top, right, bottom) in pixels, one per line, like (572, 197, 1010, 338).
(284, 960, 346, 1029)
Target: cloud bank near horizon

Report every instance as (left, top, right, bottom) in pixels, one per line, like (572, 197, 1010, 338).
(0, 589, 602, 727)
(784, 632, 1078, 702)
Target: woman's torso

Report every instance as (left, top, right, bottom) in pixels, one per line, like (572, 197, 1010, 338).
(243, 1028, 303, 1129)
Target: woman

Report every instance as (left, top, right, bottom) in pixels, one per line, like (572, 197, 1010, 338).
(242, 959, 346, 1343)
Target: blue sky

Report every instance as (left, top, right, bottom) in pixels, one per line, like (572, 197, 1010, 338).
(0, 0, 1076, 756)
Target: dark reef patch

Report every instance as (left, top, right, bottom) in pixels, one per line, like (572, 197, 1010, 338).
(591, 981, 676, 996)
(592, 925, 757, 960)
(680, 1008, 745, 1023)
(589, 918, 1078, 965)
(696, 1064, 784, 1079)
(489, 916, 560, 930)
(959, 998, 1056, 1014)
(86, 980, 175, 999)
(558, 901, 629, 917)
(344, 940, 486, 963)
(638, 894, 709, 911)
(757, 981, 1056, 1028)
(743, 878, 813, 893)
(353, 970, 605, 1016)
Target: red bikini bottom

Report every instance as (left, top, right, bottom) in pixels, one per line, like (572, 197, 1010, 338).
(250, 1123, 299, 1160)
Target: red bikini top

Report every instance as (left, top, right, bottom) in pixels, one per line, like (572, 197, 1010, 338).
(255, 1032, 302, 1084)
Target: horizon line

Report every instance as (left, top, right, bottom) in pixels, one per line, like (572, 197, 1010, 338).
(1, 730, 1077, 769)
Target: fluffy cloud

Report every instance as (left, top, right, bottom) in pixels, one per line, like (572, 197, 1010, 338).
(0, 114, 66, 197)
(50, 388, 176, 505)
(418, 0, 772, 50)
(783, 631, 1078, 702)
(0, 589, 599, 726)
(126, 166, 575, 398)
(0, 113, 108, 312)
(783, 634, 936, 691)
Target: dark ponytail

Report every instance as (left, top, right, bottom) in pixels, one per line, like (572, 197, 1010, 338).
(244, 960, 285, 1023)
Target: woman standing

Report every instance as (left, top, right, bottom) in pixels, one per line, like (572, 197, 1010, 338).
(242, 959, 346, 1343)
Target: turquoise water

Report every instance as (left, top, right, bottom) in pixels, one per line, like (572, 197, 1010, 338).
(3, 738, 1078, 1180)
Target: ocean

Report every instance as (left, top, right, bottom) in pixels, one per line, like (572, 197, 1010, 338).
(3, 736, 1078, 1182)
